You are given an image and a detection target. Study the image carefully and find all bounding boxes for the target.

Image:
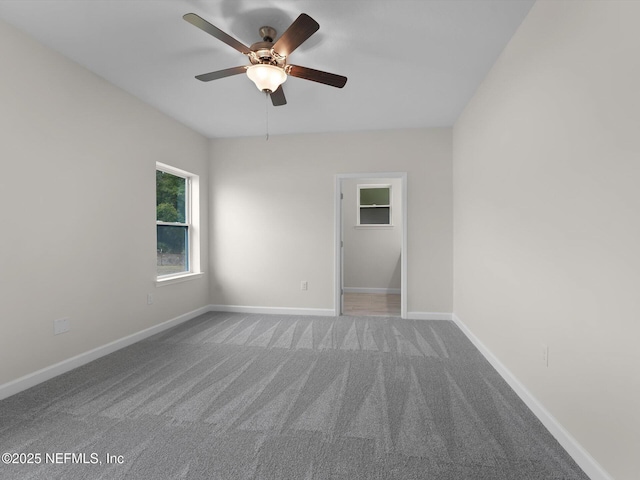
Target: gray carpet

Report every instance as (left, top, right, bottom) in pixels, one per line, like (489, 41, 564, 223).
(0, 313, 589, 479)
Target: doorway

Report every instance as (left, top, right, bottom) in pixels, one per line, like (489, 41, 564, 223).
(335, 173, 407, 318)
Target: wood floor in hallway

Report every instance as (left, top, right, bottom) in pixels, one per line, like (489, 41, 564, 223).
(343, 292, 401, 317)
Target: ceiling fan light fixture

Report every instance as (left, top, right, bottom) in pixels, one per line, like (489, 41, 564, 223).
(246, 64, 287, 93)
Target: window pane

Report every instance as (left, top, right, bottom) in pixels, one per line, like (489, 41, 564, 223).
(156, 170, 186, 222)
(360, 207, 390, 224)
(360, 187, 389, 206)
(157, 225, 188, 275)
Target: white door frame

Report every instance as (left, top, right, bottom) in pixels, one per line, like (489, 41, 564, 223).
(334, 172, 408, 318)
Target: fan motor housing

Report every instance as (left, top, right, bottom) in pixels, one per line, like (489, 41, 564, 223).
(249, 41, 285, 66)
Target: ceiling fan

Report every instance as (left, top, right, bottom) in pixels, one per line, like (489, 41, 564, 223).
(183, 12, 347, 106)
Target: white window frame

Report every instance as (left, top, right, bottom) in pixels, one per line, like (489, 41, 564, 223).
(357, 184, 393, 226)
(156, 162, 202, 286)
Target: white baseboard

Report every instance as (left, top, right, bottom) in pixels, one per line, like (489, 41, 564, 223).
(452, 314, 612, 480)
(209, 304, 336, 317)
(343, 287, 401, 295)
(0, 305, 210, 401)
(407, 312, 453, 321)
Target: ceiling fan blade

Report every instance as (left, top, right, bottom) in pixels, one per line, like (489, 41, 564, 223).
(270, 86, 287, 106)
(195, 66, 247, 82)
(272, 13, 319, 57)
(287, 65, 347, 88)
(183, 13, 251, 55)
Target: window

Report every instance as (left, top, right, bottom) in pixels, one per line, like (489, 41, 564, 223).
(357, 184, 392, 225)
(156, 163, 200, 280)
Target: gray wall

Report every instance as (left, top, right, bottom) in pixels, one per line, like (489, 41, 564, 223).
(0, 19, 210, 386)
(453, 1, 640, 478)
(209, 129, 453, 316)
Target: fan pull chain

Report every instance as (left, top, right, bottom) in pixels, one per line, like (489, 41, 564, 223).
(265, 91, 270, 141)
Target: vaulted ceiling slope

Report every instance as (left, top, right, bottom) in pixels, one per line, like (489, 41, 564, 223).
(0, 0, 535, 138)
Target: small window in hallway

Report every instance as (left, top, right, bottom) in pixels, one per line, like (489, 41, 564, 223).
(358, 185, 391, 225)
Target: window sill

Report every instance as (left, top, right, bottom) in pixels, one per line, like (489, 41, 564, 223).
(156, 272, 204, 287)
(354, 225, 394, 229)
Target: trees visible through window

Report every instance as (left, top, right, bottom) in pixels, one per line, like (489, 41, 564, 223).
(358, 185, 392, 225)
(156, 166, 190, 277)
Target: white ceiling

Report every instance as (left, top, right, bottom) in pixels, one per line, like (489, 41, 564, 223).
(0, 0, 534, 139)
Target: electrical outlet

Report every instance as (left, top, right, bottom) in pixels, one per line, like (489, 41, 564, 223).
(301, 281, 308, 291)
(147, 293, 154, 305)
(541, 344, 549, 367)
(54, 318, 70, 335)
